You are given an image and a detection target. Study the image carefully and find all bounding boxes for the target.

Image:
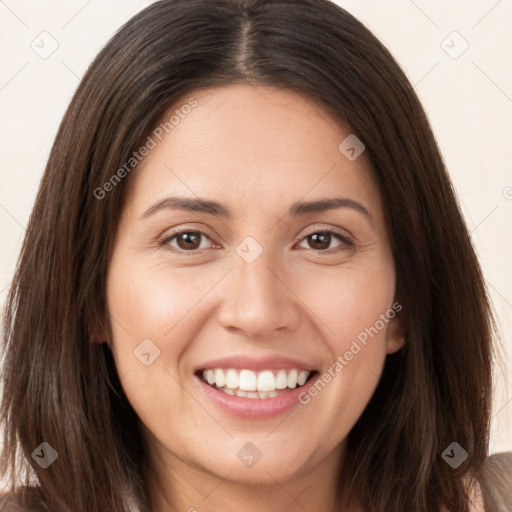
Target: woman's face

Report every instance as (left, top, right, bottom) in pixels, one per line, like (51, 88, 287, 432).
(106, 84, 404, 489)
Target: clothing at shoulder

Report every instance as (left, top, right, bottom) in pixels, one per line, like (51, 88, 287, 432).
(478, 451, 512, 512)
(0, 486, 47, 512)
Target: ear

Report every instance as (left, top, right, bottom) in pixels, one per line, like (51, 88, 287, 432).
(385, 310, 405, 355)
(90, 333, 108, 344)
(89, 321, 109, 345)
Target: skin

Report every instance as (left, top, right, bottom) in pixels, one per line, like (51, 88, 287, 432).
(105, 84, 405, 512)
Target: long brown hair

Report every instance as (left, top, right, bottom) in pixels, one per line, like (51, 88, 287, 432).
(0, 1, 500, 510)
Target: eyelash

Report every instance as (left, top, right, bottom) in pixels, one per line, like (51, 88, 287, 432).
(158, 228, 354, 255)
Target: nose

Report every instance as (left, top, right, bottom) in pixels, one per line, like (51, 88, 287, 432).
(216, 249, 301, 339)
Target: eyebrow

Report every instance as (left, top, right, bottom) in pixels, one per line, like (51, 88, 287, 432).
(140, 196, 373, 224)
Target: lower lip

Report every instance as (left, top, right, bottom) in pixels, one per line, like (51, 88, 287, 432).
(194, 373, 318, 420)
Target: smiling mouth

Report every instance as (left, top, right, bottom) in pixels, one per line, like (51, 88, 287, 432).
(196, 368, 318, 399)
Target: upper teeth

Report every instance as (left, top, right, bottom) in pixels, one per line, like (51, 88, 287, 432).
(202, 368, 311, 392)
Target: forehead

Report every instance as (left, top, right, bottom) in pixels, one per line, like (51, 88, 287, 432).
(123, 84, 382, 221)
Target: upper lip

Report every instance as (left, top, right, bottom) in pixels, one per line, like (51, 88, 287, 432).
(195, 355, 318, 372)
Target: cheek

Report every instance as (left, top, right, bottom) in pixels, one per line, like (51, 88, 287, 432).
(104, 260, 187, 401)
(289, 260, 395, 426)
(105, 256, 233, 425)
(293, 258, 396, 350)
(106, 255, 214, 347)
(105, 259, 205, 434)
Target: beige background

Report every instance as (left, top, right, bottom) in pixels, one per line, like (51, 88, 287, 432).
(0, 0, 511, 484)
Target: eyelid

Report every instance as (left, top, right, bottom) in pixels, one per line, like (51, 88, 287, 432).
(159, 223, 355, 255)
(298, 222, 355, 241)
(157, 222, 218, 242)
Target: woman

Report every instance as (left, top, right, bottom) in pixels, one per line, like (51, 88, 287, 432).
(1, 0, 510, 510)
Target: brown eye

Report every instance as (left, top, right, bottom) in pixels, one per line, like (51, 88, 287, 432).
(161, 230, 216, 252)
(175, 232, 202, 250)
(307, 232, 331, 250)
(298, 230, 353, 253)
